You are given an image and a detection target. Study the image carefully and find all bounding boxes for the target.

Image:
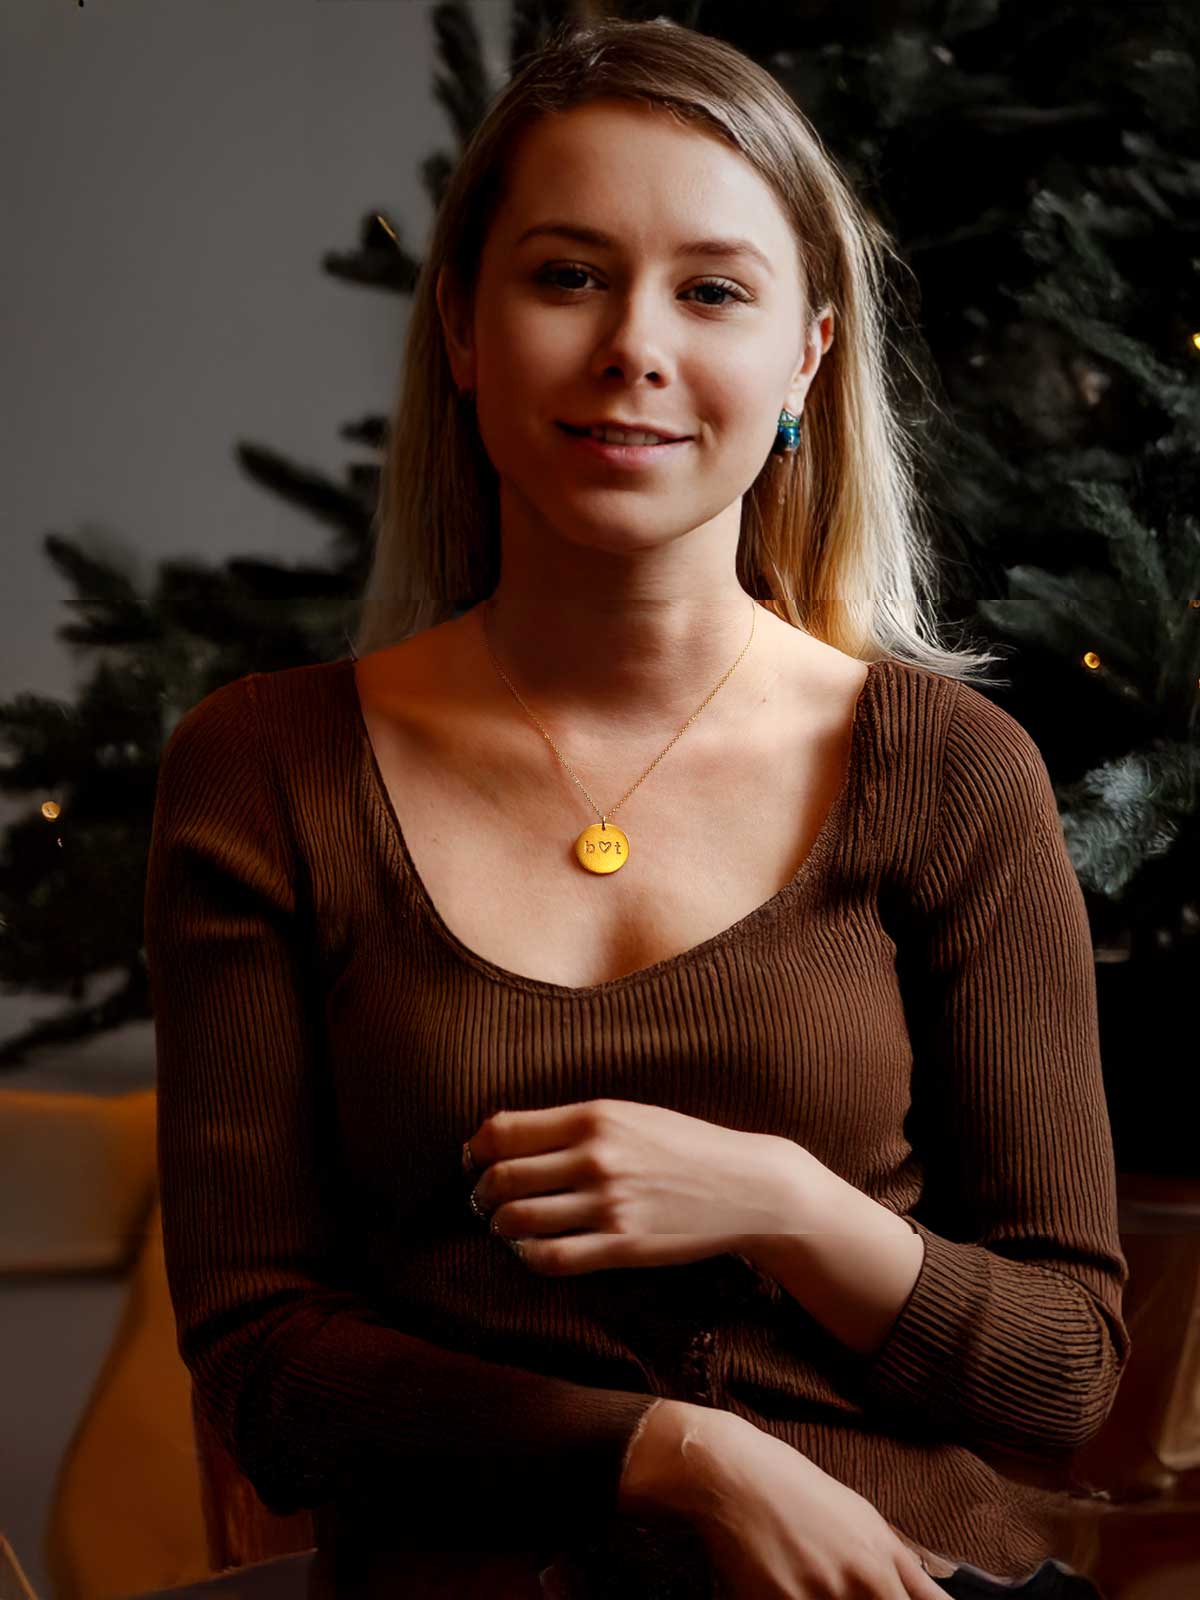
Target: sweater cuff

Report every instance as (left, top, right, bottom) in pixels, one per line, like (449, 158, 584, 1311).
(850, 1215, 1108, 1455)
(855, 1217, 984, 1418)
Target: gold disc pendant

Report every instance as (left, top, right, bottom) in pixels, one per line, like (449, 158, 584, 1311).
(574, 821, 630, 875)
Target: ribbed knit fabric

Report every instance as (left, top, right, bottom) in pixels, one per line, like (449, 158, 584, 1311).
(145, 652, 1130, 1587)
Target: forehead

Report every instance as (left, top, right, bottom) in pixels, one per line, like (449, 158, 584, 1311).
(495, 100, 795, 268)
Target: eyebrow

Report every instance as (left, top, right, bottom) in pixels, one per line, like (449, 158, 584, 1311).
(513, 221, 774, 277)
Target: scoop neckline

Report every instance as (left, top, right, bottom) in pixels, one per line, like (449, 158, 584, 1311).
(337, 652, 890, 1000)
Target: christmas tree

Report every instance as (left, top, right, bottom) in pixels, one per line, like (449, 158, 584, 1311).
(720, 0, 1200, 1167)
(1, 0, 1195, 1173)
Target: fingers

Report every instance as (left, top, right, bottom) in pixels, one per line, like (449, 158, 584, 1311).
(484, 1188, 595, 1237)
(895, 1543, 951, 1598)
(466, 1146, 591, 1226)
(461, 1137, 481, 1180)
(889, 1528, 956, 1583)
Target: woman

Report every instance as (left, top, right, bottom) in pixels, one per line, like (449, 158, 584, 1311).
(145, 16, 1127, 1599)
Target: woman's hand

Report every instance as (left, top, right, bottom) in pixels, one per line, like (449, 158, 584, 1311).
(669, 1408, 956, 1599)
(462, 1098, 800, 1274)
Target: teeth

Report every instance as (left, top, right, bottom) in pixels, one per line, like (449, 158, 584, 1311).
(588, 425, 671, 446)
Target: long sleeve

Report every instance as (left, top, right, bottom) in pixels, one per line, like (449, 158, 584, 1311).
(851, 680, 1131, 1459)
(144, 674, 659, 1548)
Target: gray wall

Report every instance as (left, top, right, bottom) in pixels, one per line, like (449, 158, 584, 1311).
(0, 4, 512, 1594)
(1, 0, 512, 1026)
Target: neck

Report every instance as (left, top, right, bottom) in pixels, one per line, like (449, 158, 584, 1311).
(469, 587, 772, 747)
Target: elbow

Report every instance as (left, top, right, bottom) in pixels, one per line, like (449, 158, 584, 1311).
(183, 1293, 365, 1518)
(1059, 1323, 1130, 1452)
(970, 1314, 1130, 1459)
(190, 1362, 331, 1518)
(1016, 1320, 1130, 1456)
(1028, 1280, 1133, 1455)
(235, 1454, 331, 1519)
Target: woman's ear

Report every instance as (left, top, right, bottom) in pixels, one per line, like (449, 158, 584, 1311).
(784, 306, 835, 416)
(813, 303, 836, 356)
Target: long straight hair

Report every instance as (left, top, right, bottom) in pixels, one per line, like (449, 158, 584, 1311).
(352, 14, 1007, 687)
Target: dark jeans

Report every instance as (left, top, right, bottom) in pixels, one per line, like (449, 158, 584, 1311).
(308, 1508, 1107, 1598)
(932, 1558, 1105, 1598)
(546, 1521, 1107, 1600)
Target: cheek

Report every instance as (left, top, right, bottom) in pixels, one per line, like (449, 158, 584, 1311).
(697, 347, 776, 415)
(489, 296, 574, 363)
(480, 331, 575, 434)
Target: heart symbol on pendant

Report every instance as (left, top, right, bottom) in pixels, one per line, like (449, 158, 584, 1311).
(598, 840, 611, 852)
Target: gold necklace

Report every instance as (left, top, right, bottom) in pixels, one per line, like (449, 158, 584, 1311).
(479, 595, 758, 875)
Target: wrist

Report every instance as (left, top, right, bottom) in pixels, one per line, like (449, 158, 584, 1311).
(726, 1139, 832, 1270)
(616, 1399, 755, 1526)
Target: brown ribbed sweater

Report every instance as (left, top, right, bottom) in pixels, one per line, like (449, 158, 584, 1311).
(145, 652, 1130, 1586)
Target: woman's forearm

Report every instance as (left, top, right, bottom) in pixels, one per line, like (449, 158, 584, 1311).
(740, 1139, 927, 1358)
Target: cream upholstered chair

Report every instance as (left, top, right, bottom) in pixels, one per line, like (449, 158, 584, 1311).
(3, 1081, 314, 1596)
(0, 1086, 210, 1600)
(0, 1078, 312, 1591)
(42, 1196, 213, 1600)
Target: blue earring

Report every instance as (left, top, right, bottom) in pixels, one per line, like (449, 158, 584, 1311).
(772, 407, 802, 455)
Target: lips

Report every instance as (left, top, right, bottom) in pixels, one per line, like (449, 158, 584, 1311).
(558, 422, 688, 444)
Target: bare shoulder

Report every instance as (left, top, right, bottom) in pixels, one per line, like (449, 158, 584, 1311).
(759, 614, 872, 723)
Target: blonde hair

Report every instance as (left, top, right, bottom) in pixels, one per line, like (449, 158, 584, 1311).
(352, 14, 1008, 688)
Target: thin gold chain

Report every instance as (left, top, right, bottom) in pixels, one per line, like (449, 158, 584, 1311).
(479, 595, 758, 828)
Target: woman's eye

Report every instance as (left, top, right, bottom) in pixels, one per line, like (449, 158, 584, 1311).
(534, 263, 748, 309)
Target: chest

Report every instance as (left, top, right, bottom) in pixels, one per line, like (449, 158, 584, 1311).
(352, 654, 869, 992)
